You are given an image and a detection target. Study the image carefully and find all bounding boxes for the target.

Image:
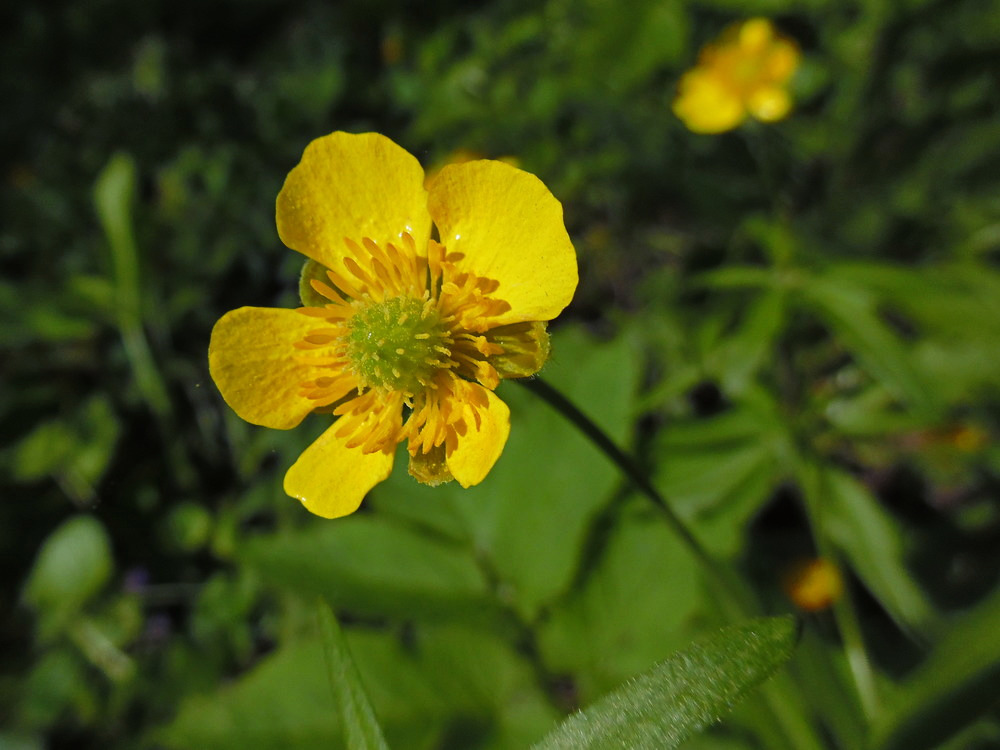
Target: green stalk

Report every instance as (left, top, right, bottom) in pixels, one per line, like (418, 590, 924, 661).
(519, 378, 750, 620)
(519, 376, 827, 750)
(799, 460, 881, 720)
(94, 152, 172, 420)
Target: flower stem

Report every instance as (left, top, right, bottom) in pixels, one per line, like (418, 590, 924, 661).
(518, 376, 753, 619)
(520, 376, 829, 750)
(799, 460, 881, 719)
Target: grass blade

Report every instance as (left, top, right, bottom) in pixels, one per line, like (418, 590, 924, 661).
(317, 599, 390, 750)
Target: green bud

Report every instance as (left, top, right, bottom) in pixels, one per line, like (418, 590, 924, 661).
(299, 259, 332, 307)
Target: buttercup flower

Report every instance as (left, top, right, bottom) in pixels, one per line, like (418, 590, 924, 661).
(673, 18, 800, 134)
(783, 558, 844, 612)
(209, 132, 577, 518)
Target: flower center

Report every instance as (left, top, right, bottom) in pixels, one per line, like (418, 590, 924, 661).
(732, 58, 763, 86)
(345, 295, 452, 393)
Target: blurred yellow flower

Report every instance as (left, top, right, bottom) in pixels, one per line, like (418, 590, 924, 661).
(783, 557, 843, 612)
(380, 31, 404, 66)
(904, 423, 989, 454)
(674, 18, 801, 134)
(209, 132, 577, 518)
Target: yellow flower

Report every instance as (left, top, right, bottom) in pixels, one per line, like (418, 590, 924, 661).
(209, 132, 578, 518)
(783, 558, 844, 612)
(673, 18, 801, 134)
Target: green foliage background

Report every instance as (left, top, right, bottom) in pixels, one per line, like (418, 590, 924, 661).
(2, 0, 999, 747)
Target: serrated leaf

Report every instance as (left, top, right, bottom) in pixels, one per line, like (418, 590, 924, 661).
(532, 617, 799, 750)
(317, 601, 389, 750)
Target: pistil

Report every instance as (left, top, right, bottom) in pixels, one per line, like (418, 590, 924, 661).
(344, 295, 453, 393)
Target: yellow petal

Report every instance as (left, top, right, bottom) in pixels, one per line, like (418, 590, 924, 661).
(424, 148, 484, 190)
(445, 386, 511, 488)
(673, 70, 746, 134)
(209, 307, 329, 429)
(275, 132, 432, 272)
(284, 424, 395, 518)
(427, 160, 578, 325)
(738, 18, 775, 52)
(748, 86, 792, 122)
(765, 40, 801, 83)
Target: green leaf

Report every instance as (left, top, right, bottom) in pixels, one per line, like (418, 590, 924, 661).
(826, 262, 1000, 344)
(370, 325, 640, 618)
(872, 587, 1000, 750)
(20, 648, 90, 729)
(825, 262, 1000, 403)
(153, 640, 340, 750)
(240, 515, 492, 621)
(317, 601, 390, 750)
(156, 622, 557, 750)
(695, 266, 777, 290)
(573, 0, 689, 90)
(798, 274, 936, 415)
(469, 326, 639, 616)
(23, 516, 113, 639)
(653, 394, 788, 555)
(538, 501, 702, 700)
(349, 623, 559, 748)
(799, 464, 936, 637)
(707, 289, 788, 396)
(532, 617, 799, 750)
(0, 733, 44, 750)
(11, 396, 120, 504)
(93, 153, 171, 418)
(93, 153, 141, 323)
(788, 627, 866, 749)
(11, 421, 76, 482)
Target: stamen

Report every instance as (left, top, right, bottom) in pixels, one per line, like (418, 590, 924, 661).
(326, 268, 364, 301)
(291, 230, 521, 465)
(309, 279, 348, 305)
